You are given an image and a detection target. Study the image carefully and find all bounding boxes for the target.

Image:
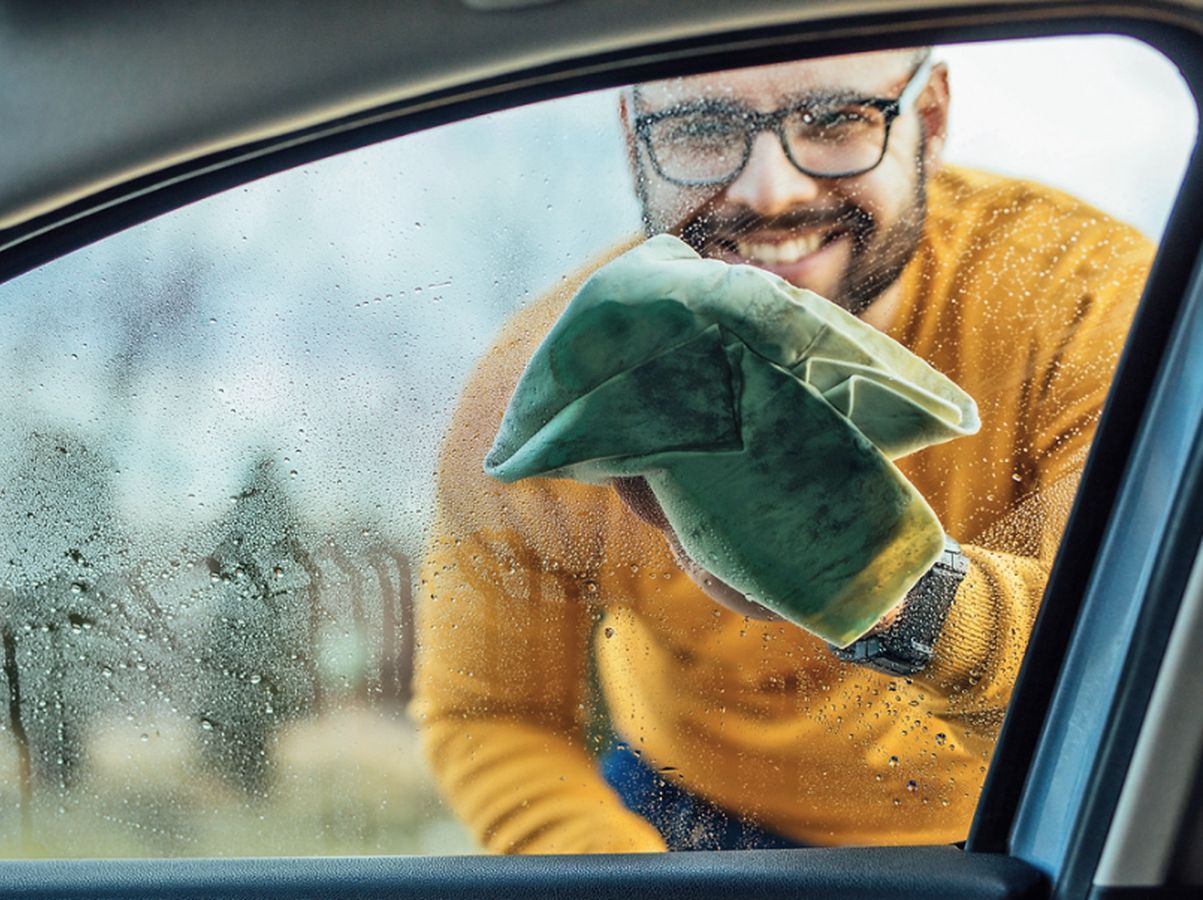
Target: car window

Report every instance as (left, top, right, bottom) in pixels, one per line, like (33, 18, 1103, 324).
(0, 34, 1194, 858)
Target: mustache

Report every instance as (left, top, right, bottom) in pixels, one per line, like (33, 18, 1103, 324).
(676, 205, 873, 257)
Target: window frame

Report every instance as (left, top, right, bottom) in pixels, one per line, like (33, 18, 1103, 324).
(1, 4, 1202, 898)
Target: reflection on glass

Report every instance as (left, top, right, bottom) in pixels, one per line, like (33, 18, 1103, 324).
(0, 36, 1195, 858)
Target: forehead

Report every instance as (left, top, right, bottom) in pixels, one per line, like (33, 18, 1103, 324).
(637, 50, 916, 109)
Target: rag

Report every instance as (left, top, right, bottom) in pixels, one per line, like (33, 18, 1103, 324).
(485, 235, 979, 646)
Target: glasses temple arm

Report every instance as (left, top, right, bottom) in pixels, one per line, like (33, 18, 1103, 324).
(897, 55, 935, 113)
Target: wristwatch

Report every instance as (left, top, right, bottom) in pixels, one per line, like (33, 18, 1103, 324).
(828, 536, 969, 676)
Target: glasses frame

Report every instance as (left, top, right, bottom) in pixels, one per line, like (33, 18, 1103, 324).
(633, 55, 935, 187)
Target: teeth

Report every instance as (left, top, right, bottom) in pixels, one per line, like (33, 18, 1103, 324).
(736, 233, 825, 265)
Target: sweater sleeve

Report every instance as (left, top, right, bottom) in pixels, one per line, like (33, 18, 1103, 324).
(912, 217, 1155, 721)
(415, 519, 667, 854)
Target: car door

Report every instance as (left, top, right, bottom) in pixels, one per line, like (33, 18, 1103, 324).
(0, 2, 1200, 898)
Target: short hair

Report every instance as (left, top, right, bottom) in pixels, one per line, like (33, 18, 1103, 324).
(627, 46, 936, 114)
(908, 46, 935, 67)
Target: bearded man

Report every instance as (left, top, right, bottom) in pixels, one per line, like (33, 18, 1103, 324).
(412, 47, 1154, 853)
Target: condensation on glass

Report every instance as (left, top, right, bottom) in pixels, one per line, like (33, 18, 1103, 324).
(0, 36, 1194, 858)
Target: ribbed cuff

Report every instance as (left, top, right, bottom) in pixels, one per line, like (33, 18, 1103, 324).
(919, 554, 996, 690)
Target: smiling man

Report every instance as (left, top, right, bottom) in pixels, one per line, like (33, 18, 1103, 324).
(413, 48, 1154, 853)
(630, 50, 936, 327)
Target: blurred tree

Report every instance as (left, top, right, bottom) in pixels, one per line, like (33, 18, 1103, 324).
(0, 431, 125, 794)
(364, 542, 414, 708)
(196, 453, 320, 795)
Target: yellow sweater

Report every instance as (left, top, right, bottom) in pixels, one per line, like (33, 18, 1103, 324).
(412, 167, 1154, 853)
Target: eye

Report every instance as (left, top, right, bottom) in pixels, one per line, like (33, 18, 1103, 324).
(646, 112, 746, 160)
(803, 106, 872, 129)
(789, 104, 885, 146)
(660, 113, 742, 143)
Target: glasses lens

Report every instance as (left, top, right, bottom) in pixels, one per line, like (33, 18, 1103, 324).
(644, 112, 746, 184)
(783, 103, 889, 176)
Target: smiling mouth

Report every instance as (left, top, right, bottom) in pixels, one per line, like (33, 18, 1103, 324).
(726, 229, 845, 266)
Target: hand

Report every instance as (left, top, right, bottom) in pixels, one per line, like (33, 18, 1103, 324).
(612, 477, 781, 621)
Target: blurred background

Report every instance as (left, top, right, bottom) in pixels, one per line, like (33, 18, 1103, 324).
(0, 34, 1195, 858)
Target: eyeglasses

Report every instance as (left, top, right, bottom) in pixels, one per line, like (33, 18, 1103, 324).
(633, 56, 934, 187)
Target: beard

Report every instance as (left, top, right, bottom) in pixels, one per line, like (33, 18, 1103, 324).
(638, 138, 929, 317)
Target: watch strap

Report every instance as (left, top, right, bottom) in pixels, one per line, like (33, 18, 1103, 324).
(828, 536, 968, 676)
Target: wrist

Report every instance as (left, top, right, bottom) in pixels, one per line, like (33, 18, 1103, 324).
(828, 535, 969, 676)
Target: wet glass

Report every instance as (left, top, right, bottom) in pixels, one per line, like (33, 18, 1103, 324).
(636, 56, 932, 184)
(0, 35, 1195, 858)
(639, 101, 894, 183)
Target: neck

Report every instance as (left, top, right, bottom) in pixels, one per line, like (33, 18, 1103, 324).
(856, 279, 905, 333)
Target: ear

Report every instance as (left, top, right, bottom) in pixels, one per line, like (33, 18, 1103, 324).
(918, 61, 950, 173)
(618, 91, 641, 185)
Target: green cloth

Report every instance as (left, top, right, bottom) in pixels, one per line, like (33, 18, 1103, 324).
(485, 235, 979, 646)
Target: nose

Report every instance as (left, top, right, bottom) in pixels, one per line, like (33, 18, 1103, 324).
(724, 131, 822, 215)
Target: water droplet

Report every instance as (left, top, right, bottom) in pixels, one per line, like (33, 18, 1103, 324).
(604, 627, 615, 639)
(906, 780, 918, 792)
(200, 718, 214, 731)
(888, 756, 899, 767)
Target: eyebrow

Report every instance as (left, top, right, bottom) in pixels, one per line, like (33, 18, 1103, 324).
(632, 85, 886, 115)
(637, 57, 929, 108)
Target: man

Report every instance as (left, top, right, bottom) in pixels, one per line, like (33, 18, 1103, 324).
(412, 48, 1154, 853)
